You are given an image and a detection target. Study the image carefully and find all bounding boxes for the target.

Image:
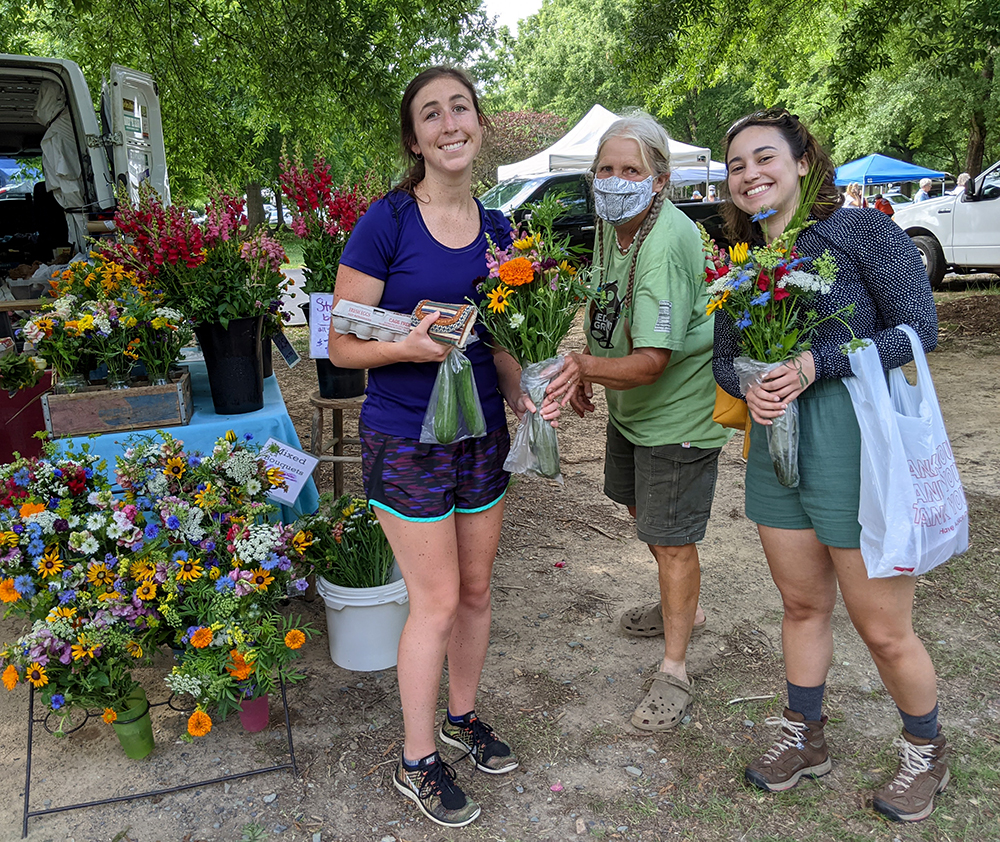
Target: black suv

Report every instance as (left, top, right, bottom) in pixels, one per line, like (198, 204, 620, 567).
(479, 170, 728, 254)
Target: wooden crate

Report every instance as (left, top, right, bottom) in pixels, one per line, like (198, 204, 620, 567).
(41, 369, 193, 436)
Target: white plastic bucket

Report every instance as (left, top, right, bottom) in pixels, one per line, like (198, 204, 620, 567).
(316, 564, 409, 671)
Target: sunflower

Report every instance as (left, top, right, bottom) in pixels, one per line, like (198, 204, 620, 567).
(71, 635, 99, 661)
(47, 605, 77, 622)
(126, 640, 143, 658)
(189, 627, 213, 648)
(38, 547, 64, 578)
(87, 563, 115, 587)
(2, 664, 18, 691)
(176, 557, 204, 582)
(284, 629, 306, 650)
(26, 662, 48, 688)
(0, 578, 19, 603)
(512, 233, 535, 250)
(291, 530, 314, 553)
(187, 709, 212, 737)
(130, 559, 155, 581)
(498, 256, 535, 287)
(163, 457, 186, 479)
(249, 568, 274, 590)
(102, 708, 117, 724)
(135, 581, 158, 601)
(486, 284, 513, 314)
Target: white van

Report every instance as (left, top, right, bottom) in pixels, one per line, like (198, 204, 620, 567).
(0, 54, 168, 262)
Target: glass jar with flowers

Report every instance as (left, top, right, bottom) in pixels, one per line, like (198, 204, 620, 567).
(279, 148, 376, 398)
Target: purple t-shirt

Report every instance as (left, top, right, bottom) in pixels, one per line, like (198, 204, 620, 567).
(340, 190, 513, 438)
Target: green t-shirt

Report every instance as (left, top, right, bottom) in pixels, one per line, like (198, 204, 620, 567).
(586, 201, 731, 449)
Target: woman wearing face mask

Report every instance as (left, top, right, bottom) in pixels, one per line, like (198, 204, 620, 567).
(714, 109, 944, 823)
(547, 112, 729, 731)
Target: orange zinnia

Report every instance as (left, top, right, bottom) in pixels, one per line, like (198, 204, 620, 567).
(498, 256, 535, 287)
(2, 664, 18, 691)
(227, 649, 254, 680)
(0, 578, 19, 603)
(188, 709, 212, 737)
(189, 627, 213, 648)
(19, 502, 46, 518)
(284, 629, 306, 650)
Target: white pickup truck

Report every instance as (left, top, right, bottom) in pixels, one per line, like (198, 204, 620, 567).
(892, 161, 1000, 288)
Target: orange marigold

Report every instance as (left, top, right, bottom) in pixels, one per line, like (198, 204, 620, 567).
(284, 629, 306, 650)
(187, 709, 212, 737)
(19, 502, 46, 518)
(0, 578, 19, 603)
(497, 256, 535, 287)
(2, 664, 18, 691)
(189, 627, 213, 648)
(102, 708, 118, 724)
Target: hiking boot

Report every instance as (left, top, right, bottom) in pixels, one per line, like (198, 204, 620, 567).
(393, 751, 481, 827)
(439, 712, 519, 774)
(745, 708, 832, 792)
(873, 729, 950, 822)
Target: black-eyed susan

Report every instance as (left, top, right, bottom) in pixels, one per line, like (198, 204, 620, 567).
(284, 629, 306, 650)
(208, 565, 221, 581)
(135, 581, 158, 601)
(47, 605, 77, 622)
(97, 590, 123, 602)
(0, 530, 19, 548)
(130, 558, 155, 581)
(187, 709, 212, 737)
(163, 456, 186, 479)
(176, 557, 204, 582)
(71, 635, 99, 661)
(2, 664, 18, 691)
(193, 482, 217, 509)
(125, 640, 143, 658)
(38, 547, 64, 578)
(265, 467, 286, 488)
(87, 562, 115, 587)
(26, 662, 48, 688)
(249, 568, 274, 590)
(291, 530, 314, 553)
(487, 284, 513, 314)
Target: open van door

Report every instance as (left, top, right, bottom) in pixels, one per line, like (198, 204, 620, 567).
(100, 64, 169, 204)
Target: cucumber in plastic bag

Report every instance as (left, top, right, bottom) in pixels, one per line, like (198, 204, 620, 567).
(503, 356, 564, 482)
(421, 349, 487, 445)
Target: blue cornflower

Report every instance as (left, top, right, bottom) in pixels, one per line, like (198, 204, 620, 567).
(48, 497, 59, 509)
(165, 515, 181, 530)
(736, 310, 752, 330)
(215, 577, 234, 592)
(750, 291, 770, 306)
(12, 523, 24, 534)
(196, 483, 207, 492)
(136, 496, 153, 510)
(27, 538, 45, 556)
(59, 589, 77, 604)
(188, 456, 202, 467)
(12, 468, 31, 487)
(203, 541, 216, 552)
(144, 524, 160, 540)
(244, 433, 253, 441)
(50, 694, 65, 710)
(788, 256, 811, 269)
(750, 208, 778, 222)
(260, 553, 279, 571)
(172, 549, 189, 562)
(53, 468, 63, 478)
(27, 523, 42, 538)
(13, 575, 35, 597)
(84, 467, 94, 478)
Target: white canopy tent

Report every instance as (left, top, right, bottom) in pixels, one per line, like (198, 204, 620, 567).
(497, 104, 725, 187)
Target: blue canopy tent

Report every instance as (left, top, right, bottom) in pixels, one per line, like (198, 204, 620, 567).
(834, 154, 946, 186)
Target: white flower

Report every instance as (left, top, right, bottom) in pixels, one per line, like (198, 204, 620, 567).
(780, 270, 832, 295)
(509, 312, 525, 329)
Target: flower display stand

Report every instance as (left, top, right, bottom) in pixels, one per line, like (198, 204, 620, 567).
(19, 674, 298, 838)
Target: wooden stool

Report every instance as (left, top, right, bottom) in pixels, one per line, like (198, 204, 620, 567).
(308, 391, 365, 496)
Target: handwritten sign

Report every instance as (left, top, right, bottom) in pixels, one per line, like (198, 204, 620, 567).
(309, 292, 334, 359)
(260, 437, 319, 506)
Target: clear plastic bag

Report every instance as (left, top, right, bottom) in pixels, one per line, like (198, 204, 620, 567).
(503, 356, 564, 482)
(420, 348, 487, 445)
(734, 356, 800, 488)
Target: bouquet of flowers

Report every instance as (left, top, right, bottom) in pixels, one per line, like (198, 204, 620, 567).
(279, 148, 377, 294)
(105, 184, 289, 327)
(293, 493, 394, 588)
(478, 193, 589, 480)
(0, 344, 46, 393)
(704, 169, 853, 487)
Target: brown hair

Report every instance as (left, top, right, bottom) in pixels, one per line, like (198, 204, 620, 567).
(396, 66, 488, 197)
(720, 109, 842, 244)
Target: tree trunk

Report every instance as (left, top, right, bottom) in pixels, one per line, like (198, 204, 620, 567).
(274, 187, 286, 231)
(245, 181, 266, 231)
(964, 56, 993, 178)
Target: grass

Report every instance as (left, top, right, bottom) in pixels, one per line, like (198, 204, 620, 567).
(276, 228, 304, 269)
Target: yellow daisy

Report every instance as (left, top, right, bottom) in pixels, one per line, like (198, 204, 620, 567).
(487, 285, 513, 314)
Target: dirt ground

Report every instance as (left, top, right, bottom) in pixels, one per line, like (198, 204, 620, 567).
(1, 288, 999, 842)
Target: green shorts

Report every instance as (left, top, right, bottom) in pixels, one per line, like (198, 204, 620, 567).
(745, 377, 862, 548)
(604, 421, 721, 547)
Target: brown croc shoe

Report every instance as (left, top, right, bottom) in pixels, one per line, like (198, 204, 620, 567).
(631, 673, 693, 731)
(619, 603, 707, 639)
(745, 708, 832, 792)
(872, 729, 950, 822)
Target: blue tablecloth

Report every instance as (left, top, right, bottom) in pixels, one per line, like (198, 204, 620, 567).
(54, 362, 320, 523)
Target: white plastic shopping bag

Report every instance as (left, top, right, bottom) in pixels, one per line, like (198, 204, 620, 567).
(844, 324, 968, 578)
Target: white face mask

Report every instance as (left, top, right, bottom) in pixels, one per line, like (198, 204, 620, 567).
(593, 175, 655, 226)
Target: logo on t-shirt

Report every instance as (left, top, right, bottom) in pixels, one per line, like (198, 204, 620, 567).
(654, 300, 672, 333)
(589, 281, 623, 349)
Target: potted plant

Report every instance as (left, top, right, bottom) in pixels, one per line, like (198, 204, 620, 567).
(293, 494, 408, 671)
(279, 148, 376, 398)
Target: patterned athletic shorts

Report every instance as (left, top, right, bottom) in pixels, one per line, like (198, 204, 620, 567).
(360, 420, 511, 522)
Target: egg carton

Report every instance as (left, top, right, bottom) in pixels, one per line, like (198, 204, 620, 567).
(331, 299, 412, 342)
